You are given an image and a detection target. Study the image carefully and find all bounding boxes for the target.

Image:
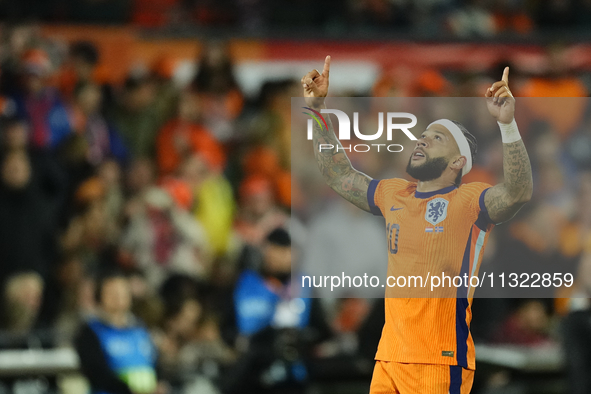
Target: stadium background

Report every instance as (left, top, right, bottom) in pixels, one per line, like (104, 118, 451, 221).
(1, 1, 591, 393)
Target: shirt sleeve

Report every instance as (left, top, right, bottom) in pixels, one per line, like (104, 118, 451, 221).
(367, 179, 383, 216)
(468, 182, 495, 230)
(367, 178, 410, 217)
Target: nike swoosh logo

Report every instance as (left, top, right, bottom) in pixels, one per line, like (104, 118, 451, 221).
(390, 206, 403, 211)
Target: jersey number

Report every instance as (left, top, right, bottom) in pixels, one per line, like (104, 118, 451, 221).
(387, 223, 399, 254)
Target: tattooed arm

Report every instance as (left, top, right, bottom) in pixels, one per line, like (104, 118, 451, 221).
(484, 67, 533, 223)
(302, 56, 373, 212)
(484, 139, 533, 223)
(310, 103, 372, 211)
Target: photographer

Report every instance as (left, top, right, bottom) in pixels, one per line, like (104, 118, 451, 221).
(222, 228, 331, 394)
(74, 271, 162, 394)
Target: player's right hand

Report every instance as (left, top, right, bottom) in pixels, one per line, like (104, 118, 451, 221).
(301, 55, 330, 108)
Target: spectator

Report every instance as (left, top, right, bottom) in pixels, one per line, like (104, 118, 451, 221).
(70, 83, 128, 166)
(61, 177, 119, 270)
(234, 176, 287, 246)
(492, 300, 552, 345)
(126, 158, 158, 199)
(248, 80, 299, 172)
(53, 253, 95, 344)
(0, 23, 39, 96)
(1, 118, 71, 188)
(110, 74, 169, 159)
(120, 187, 212, 287)
(192, 42, 243, 142)
(175, 153, 236, 258)
(192, 161, 237, 260)
(156, 296, 203, 379)
(156, 90, 225, 177)
(74, 271, 160, 394)
(12, 49, 72, 150)
(155, 294, 234, 389)
(98, 159, 126, 232)
(242, 146, 291, 208)
(0, 150, 64, 282)
(1, 272, 44, 335)
(128, 270, 164, 330)
(59, 41, 101, 100)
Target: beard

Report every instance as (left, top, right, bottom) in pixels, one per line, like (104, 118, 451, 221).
(406, 155, 449, 182)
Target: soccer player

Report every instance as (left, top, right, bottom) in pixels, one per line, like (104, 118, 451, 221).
(301, 56, 533, 393)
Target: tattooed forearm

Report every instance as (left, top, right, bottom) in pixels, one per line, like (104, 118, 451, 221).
(484, 139, 533, 223)
(311, 103, 372, 212)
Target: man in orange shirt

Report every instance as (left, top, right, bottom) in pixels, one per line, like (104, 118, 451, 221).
(301, 57, 533, 393)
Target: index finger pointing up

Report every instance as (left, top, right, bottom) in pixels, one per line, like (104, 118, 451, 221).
(502, 66, 510, 84)
(322, 55, 331, 77)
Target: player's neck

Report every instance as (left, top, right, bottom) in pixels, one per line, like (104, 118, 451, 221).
(415, 178, 456, 193)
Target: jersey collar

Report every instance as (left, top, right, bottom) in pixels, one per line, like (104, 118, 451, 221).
(414, 185, 457, 199)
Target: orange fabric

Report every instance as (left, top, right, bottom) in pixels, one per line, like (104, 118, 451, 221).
(559, 222, 586, 258)
(156, 119, 226, 175)
(369, 361, 474, 394)
(239, 175, 272, 200)
(151, 56, 178, 80)
(242, 146, 290, 207)
(334, 298, 370, 332)
(414, 69, 450, 96)
(160, 177, 193, 210)
(518, 79, 588, 139)
(225, 89, 245, 119)
(274, 170, 291, 207)
(57, 67, 78, 99)
(243, 146, 281, 178)
(372, 179, 494, 369)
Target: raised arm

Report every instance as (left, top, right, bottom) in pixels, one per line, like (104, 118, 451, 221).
(483, 67, 533, 223)
(301, 56, 373, 212)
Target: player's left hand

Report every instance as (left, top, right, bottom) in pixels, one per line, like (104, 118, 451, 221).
(485, 67, 515, 124)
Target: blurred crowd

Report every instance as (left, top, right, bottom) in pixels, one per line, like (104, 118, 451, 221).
(2, 0, 591, 37)
(0, 20, 591, 394)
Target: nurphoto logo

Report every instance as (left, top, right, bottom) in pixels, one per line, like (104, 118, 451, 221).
(303, 107, 417, 153)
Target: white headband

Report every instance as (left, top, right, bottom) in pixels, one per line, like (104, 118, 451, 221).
(427, 119, 472, 176)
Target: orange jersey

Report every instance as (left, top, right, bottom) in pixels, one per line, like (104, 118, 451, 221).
(367, 178, 495, 370)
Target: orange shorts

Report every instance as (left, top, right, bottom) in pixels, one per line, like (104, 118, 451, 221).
(369, 361, 474, 394)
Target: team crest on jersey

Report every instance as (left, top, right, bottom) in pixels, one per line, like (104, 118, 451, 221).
(425, 197, 448, 225)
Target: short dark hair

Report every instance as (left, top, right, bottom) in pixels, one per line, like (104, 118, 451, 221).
(266, 227, 291, 247)
(451, 120, 478, 186)
(94, 269, 127, 303)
